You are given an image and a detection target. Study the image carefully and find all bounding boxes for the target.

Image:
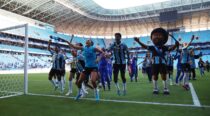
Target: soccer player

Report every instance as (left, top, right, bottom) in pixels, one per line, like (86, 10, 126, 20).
(107, 57, 113, 81)
(48, 39, 65, 93)
(198, 58, 205, 76)
(145, 52, 152, 83)
(189, 47, 202, 80)
(141, 58, 147, 78)
(174, 50, 184, 85)
(206, 60, 210, 72)
(166, 52, 174, 85)
(66, 43, 89, 97)
(107, 33, 130, 96)
(65, 49, 78, 96)
(129, 52, 138, 82)
(180, 36, 194, 90)
(134, 28, 179, 95)
(60, 50, 67, 91)
(97, 48, 111, 91)
(62, 37, 106, 101)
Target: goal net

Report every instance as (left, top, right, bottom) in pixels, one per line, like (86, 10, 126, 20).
(0, 24, 28, 99)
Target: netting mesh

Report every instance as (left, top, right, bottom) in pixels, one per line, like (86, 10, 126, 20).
(0, 25, 27, 98)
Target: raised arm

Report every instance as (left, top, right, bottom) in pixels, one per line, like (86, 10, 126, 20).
(186, 35, 195, 49)
(61, 35, 83, 50)
(168, 41, 179, 51)
(95, 47, 105, 54)
(134, 37, 148, 49)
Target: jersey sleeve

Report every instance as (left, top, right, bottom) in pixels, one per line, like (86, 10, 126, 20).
(147, 46, 154, 51)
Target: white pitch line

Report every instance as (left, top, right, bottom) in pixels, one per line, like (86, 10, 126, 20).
(0, 93, 23, 99)
(202, 105, 210, 108)
(28, 93, 202, 108)
(189, 83, 201, 107)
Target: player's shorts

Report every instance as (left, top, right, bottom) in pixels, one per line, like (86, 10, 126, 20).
(60, 69, 65, 76)
(167, 66, 173, 72)
(152, 64, 167, 76)
(181, 63, 191, 72)
(113, 64, 126, 74)
(77, 60, 85, 73)
(142, 67, 146, 74)
(49, 68, 62, 80)
(70, 68, 77, 73)
(83, 67, 98, 77)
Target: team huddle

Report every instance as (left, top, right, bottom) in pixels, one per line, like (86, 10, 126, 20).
(47, 28, 209, 101)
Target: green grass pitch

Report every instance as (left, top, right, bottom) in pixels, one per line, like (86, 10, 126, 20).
(0, 70, 210, 116)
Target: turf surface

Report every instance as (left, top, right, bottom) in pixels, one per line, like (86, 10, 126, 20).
(0, 70, 210, 116)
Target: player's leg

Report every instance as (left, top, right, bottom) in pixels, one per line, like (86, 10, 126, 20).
(90, 69, 100, 101)
(99, 67, 105, 90)
(61, 70, 66, 91)
(152, 75, 159, 94)
(160, 64, 169, 95)
(182, 64, 190, 90)
(129, 65, 133, 82)
(56, 70, 63, 93)
(104, 66, 110, 91)
(192, 68, 196, 80)
(179, 70, 184, 83)
(113, 64, 120, 95)
(161, 73, 169, 95)
(146, 67, 152, 83)
(175, 69, 181, 85)
(66, 70, 76, 96)
(120, 64, 127, 96)
(75, 72, 86, 100)
(152, 64, 159, 94)
(135, 66, 138, 82)
(48, 69, 58, 89)
(169, 70, 174, 85)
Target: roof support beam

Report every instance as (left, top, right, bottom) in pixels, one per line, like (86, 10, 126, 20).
(40, 8, 65, 20)
(22, 0, 52, 15)
(1, 0, 15, 8)
(47, 10, 73, 23)
(12, 0, 34, 12)
(31, 3, 57, 18)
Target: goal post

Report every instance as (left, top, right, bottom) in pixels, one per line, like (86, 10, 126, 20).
(0, 24, 28, 98)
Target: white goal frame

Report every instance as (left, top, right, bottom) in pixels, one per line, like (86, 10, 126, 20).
(0, 24, 28, 98)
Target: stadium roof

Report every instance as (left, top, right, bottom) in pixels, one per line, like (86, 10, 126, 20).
(0, 0, 210, 36)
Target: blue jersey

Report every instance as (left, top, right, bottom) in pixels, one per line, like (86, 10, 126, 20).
(108, 42, 129, 64)
(189, 56, 195, 68)
(82, 46, 97, 68)
(50, 51, 64, 70)
(145, 57, 152, 68)
(99, 54, 108, 68)
(131, 57, 137, 69)
(147, 46, 169, 64)
(174, 53, 182, 69)
(167, 55, 174, 67)
(60, 54, 66, 70)
(77, 50, 85, 61)
(107, 58, 113, 75)
(142, 60, 147, 68)
(190, 53, 202, 68)
(181, 48, 190, 64)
